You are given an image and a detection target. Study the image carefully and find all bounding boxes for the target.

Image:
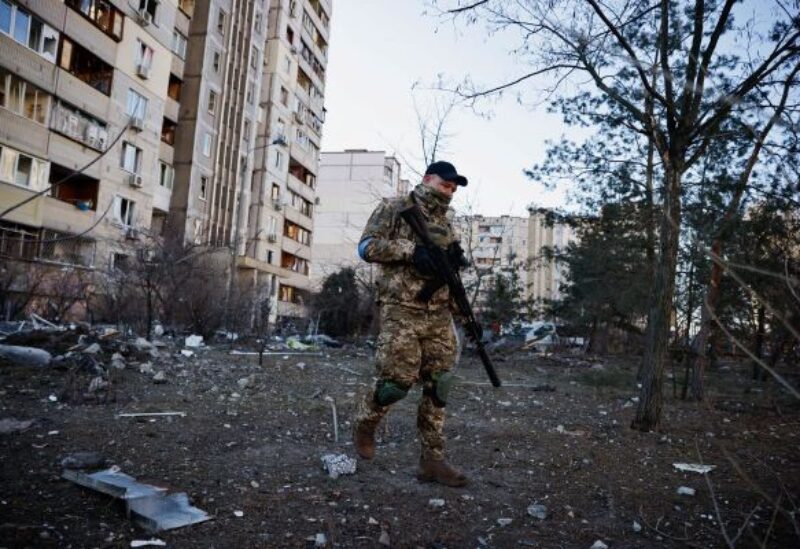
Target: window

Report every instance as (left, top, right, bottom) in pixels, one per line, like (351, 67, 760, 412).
(202, 133, 212, 157)
(158, 162, 173, 189)
(58, 37, 113, 95)
(65, 0, 123, 40)
(135, 39, 154, 76)
(216, 8, 225, 34)
(138, 0, 157, 23)
(280, 86, 289, 106)
(212, 51, 220, 72)
(126, 89, 147, 119)
(50, 100, 108, 149)
(171, 29, 187, 58)
(161, 117, 176, 145)
(115, 196, 135, 226)
(283, 55, 291, 73)
(250, 46, 259, 70)
(49, 163, 99, 210)
(0, 68, 50, 124)
(246, 81, 254, 104)
(1, 2, 59, 62)
(167, 73, 182, 101)
(178, 0, 195, 17)
(0, 145, 48, 190)
(284, 220, 311, 245)
(254, 11, 262, 33)
(207, 89, 217, 114)
(274, 150, 283, 169)
(243, 119, 250, 142)
(271, 183, 280, 200)
(120, 142, 142, 173)
(199, 175, 207, 199)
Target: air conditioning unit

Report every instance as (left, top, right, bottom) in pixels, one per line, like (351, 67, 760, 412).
(136, 63, 150, 79)
(129, 116, 144, 131)
(272, 135, 287, 146)
(125, 227, 140, 240)
(290, 46, 298, 55)
(267, 233, 277, 243)
(293, 111, 304, 124)
(137, 9, 152, 26)
(128, 173, 143, 188)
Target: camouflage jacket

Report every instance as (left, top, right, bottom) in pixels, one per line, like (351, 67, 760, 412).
(358, 184, 459, 311)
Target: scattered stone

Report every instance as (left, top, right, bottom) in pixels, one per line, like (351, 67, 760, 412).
(60, 451, 107, 470)
(250, 480, 260, 489)
(314, 532, 327, 547)
(428, 498, 445, 508)
(139, 362, 154, 375)
(82, 343, 101, 354)
(88, 376, 108, 393)
(133, 337, 154, 351)
(367, 517, 379, 525)
(110, 353, 126, 370)
(0, 345, 52, 367)
(590, 541, 608, 549)
(527, 503, 548, 520)
(677, 486, 696, 496)
(321, 454, 357, 479)
(48, 395, 58, 402)
(0, 418, 35, 435)
(497, 518, 513, 527)
(633, 520, 642, 532)
(185, 335, 204, 348)
(673, 463, 715, 474)
(180, 350, 194, 357)
(130, 539, 166, 547)
(237, 377, 251, 390)
(233, 510, 244, 517)
(152, 371, 167, 384)
(378, 530, 391, 546)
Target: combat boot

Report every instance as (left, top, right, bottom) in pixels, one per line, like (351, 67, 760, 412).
(353, 421, 376, 459)
(417, 458, 468, 487)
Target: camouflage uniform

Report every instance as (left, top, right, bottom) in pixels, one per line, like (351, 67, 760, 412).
(354, 184, 459, 461)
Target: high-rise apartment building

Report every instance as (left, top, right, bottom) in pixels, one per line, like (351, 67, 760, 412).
(527, 206, 576, 303)
(245, 0, 331, 327)
(1, 0, 332, 328)
(0, 0, 196, 276)
(311, 149, 402, 286)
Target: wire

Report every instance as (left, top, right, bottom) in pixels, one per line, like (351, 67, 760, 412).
(0, 118, 131, 221)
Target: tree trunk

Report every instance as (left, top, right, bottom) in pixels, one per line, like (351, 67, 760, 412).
(632, 167, 682, 432)
(752, 305, 766, 380)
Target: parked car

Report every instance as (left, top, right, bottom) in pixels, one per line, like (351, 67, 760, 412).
(524, 322, 558, 352)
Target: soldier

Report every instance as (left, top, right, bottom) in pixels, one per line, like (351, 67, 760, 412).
(352, 160, 470, 487)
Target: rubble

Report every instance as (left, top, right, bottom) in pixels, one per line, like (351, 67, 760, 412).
(184, 335, 204, 348)
(152, 371, 167, 384)
(676, 486, 696, 496)
(321, 454, 357, 479)
(0, 345, 52, 367)
(590, 541, 608, 549)
(63, 467, 211, 532)
(0, 418, 35, 434)
(130, 539, 166, 548)
(428, 498, 446, 508)
(527, 503, 548, 520)
(673, 463, 715, 474)
(60, 451, 107, 470)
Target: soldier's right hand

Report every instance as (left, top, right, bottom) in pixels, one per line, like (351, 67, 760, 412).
(412, 245, 438, 277)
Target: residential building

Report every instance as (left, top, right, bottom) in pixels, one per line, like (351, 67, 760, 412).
(0, 0, 190, 284)
(527, 206, 576, 303)
(311, 150, 402, 286)
(246, 0, 331, 328)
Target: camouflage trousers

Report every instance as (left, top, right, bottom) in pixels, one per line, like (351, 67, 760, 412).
(355, 303, 457, 461)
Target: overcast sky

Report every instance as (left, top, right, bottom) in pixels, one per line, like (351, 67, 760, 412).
(320, 1, 576, 217)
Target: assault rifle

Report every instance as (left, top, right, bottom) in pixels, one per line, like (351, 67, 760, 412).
(400, 203, 502, 387)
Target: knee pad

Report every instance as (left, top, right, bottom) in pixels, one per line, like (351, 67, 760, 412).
(423, 371, 455, 408)
(374, 380, 410, 406)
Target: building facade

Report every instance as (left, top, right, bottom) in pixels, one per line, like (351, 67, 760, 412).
(0, 0, 332, 327)
(311, 149, 402, 287)
(526, 206, 576, 304)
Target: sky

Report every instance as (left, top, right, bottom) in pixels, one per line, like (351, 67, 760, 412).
(320, 1, 576, 217)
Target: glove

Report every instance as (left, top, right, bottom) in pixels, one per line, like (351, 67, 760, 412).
(446, 242, 470, 270)
(412, 245, 437, 277)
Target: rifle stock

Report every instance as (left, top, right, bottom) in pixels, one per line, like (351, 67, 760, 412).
(400, 203, 502, 387)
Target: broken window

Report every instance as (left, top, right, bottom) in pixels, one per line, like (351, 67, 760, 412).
(120, 142, 142, 173)
(138, 0, 158, 22)
(216, 8, 225, 34)
(167, 73, 182, 101)
(280, 86, 289, 106)
(250, 46, 259, 70)
(115, 196, 135, 226)
(58, 36, 113, 95)
(171, 29, 187, 58)
(199, 175, 207, 199)
(201, 133, 212, 157)
(158, 161, 173, 189)
(65, 0, 123, 40)
(178, 0, 194, 17)
(0, 144, 48, 189)
(207, 89, 217, 114)
(160, 117, 176, 145)
(212, 51, 220, 72)
(50, 100, 108, 149)
(134, 39, 154, 77)
(0, 2, 58, 61)
(126, 89, 147, 119)
(0, 67, 50, 124)
(288, 158, 315, 188)
(283, 220, 311, 246)
(49, 163, 98, 210)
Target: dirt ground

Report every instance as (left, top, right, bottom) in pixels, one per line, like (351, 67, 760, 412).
(1, 335, 798, 548)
